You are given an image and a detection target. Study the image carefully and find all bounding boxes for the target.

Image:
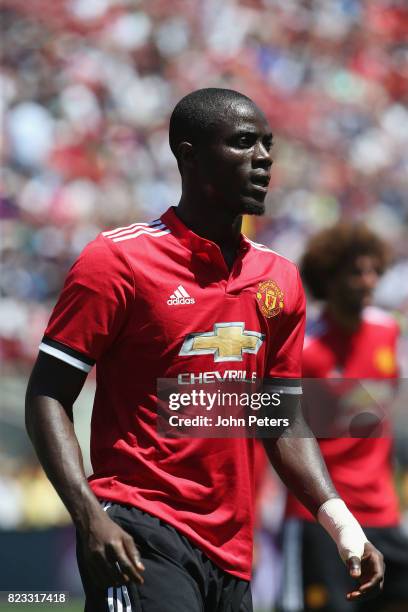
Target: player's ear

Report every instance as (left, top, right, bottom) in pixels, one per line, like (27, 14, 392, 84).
(177, 141, 196, 171)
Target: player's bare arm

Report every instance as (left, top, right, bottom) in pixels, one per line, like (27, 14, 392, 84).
(262, 394, 384, 601)
(25, 352, 145, 587)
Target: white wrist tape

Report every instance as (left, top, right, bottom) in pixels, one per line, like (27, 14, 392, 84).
(317, 498, 368, 563)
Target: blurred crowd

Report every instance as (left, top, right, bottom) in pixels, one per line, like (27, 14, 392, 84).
(1, 0, 408, 531)
(0, 452, 70, 529)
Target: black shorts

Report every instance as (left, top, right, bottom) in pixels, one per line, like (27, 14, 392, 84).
(76, 502, 253, 612)
(277, 519, 408, 612)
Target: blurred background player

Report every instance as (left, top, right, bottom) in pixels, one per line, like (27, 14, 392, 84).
(280, 223, 408, 612)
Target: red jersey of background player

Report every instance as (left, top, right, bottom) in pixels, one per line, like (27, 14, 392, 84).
(286, 306, 400, 527)
(40, 207, 305, 580)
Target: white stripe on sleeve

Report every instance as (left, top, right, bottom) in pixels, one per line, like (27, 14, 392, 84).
(39, 342, 92, 373)
(265, 385, 303, 395)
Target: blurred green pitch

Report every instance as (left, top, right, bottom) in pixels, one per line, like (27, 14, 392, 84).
(0, 600, 84, 612)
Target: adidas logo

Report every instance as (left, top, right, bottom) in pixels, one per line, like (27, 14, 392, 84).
(167, 285, 195, 305)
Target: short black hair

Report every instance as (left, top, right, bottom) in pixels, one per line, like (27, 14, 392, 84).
(169, 88, 256, 160)
(301, 223, 390, 300)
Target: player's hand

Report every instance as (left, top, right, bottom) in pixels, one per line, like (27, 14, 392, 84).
(346, 541, 384, 601)
(79, 509, 145, 587)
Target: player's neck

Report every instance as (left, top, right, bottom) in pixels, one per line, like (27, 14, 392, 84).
(326, 304, 362, 333)
(175, 198, 242, 250)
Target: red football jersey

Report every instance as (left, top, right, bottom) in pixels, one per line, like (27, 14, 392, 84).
(286, 307, 400, 527)
(41, 207, 305, 579)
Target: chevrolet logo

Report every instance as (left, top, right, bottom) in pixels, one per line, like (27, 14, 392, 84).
(179, 322, 265, 362)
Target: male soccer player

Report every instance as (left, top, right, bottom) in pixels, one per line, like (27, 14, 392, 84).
(282, 224, 408, 612)
(26, 89, 384, 611)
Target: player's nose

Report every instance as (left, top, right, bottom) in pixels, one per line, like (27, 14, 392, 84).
(253, 141, 272, 168)
(358, 264, 379, 289)
(361, 270, 378, 290)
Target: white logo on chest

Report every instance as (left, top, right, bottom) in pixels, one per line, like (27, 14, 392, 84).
(167, 285, 195, 305)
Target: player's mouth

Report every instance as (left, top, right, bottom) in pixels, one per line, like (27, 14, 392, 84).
(249, 173, 270, 193)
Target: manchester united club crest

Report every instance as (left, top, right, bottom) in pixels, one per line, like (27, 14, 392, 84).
(256, 280, 284, 318)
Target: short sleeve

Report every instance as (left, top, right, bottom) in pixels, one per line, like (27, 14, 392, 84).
(40, 236, 135, 372)
(264, 266, 306, 394)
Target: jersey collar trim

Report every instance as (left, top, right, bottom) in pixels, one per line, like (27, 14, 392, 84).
(160, 206, 250, 256)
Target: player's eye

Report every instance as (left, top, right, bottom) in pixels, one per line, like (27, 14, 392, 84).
(235, 134, 256, 148)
